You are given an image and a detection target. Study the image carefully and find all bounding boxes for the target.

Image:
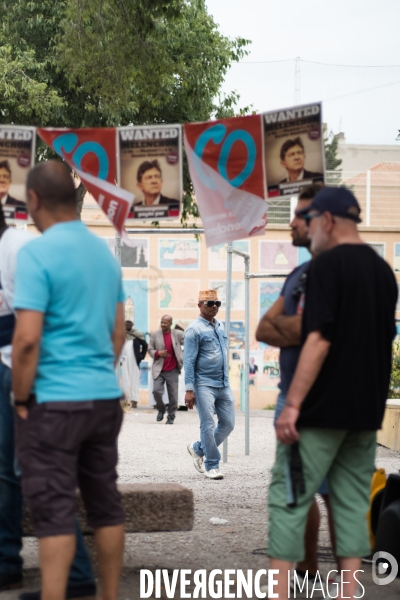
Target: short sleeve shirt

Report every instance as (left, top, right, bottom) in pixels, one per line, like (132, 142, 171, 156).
(14, 221, 124, 403)
(279, 261, 310, 394)
(297, 244, 398, 430)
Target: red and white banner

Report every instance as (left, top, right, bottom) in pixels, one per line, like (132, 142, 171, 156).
(184, 115, 267, 247)
(74, 169, 133, 234)
(38, 128, 134, 238)
(38, 128, 117, 183)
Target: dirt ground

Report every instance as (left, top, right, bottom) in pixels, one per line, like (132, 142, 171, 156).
(3, 407, 400, 599)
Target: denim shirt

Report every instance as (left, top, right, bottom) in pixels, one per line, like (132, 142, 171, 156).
(184, 316, 229, 390)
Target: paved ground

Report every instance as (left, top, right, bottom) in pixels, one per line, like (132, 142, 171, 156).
(3, 406, 400, 599)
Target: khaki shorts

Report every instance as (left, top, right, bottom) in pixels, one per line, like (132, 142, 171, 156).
(15, 397, 124, 538)
(268, 428, 376, 562)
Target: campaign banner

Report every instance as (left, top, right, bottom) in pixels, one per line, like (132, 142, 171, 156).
(118, 125, 182, 221)
(74, 169, 134, 235)
(0, 125, 36, 225)
(263, 102, 325, 197)
(38, 127, 117, 183)
(38, 127, 135, 237)
(184, 115, 267, 247)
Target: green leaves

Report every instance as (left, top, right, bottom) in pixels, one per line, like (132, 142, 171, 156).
(0, 45, 64, 123)
(324, 131, 343, 171)
(389, 339, 400, 399)
(0, 0, 250, 220)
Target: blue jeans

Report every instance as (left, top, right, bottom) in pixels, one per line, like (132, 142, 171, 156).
(0, 361, 94, 583)
(193, 385, 235, 471)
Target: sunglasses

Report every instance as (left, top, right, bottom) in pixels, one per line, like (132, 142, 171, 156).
(202, 301, 221, 307)
(303, 212, 322, 224)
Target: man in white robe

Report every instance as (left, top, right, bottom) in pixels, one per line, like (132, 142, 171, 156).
(120, 320, 147, 407)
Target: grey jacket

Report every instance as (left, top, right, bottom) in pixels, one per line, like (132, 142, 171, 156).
(148, 329, 184, 379)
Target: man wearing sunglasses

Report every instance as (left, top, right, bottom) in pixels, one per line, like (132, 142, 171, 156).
(184, 290, 235, 480)
(268, 187, 397, 599)
(256, 184, 338, 597)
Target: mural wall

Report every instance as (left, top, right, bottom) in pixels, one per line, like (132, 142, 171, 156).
(122, 280, 149, 335)
(209, 280, 245, 310)
(121, 238, 149, 268)
(159, 280, 200, 310)
(159, 239, 200, 270)
(105, 231, 399, 408)
(209, 241, 250, 271)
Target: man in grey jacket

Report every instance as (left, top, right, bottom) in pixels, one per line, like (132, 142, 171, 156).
(148, 315, 184, 424)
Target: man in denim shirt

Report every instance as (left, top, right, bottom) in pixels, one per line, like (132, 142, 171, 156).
(184, 290, 235, 480)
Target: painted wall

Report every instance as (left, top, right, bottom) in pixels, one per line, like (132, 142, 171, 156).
(86, 223, 400, 409)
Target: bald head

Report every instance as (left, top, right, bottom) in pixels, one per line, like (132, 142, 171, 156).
(160, 315, 172, 333)
(27, 161, 77, 211)
(308, 211, 361, 256)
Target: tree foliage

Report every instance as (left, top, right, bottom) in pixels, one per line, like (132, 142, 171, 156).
(389, 339, 400, 399)
(324, 131, 343, 188)
(0, 0, 250, 220)
(324, 131, 343, 171)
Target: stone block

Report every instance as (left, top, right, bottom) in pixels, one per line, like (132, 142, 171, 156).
(377, 400, 400, 451)
(23, 483, 194, 536)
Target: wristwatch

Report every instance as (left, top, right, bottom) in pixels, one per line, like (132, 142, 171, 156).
(10, 392, 29, 407)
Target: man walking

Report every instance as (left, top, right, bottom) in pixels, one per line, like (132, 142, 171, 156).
(268, 187, 398, 599)
(12, 162, 126, 600)
(148, 315, 183, 424)
(184, 290, 235, 480)
(0, 203, 96, 599)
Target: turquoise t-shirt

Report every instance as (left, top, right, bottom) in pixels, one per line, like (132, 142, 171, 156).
(14, 221, 124, 403)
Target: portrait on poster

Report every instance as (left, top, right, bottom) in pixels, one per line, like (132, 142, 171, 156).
(0, 126, 36, 222)
(118, 125, 183, 221)
(263, 102, 325, 197)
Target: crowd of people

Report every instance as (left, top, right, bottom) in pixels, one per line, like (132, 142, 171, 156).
(0, 161, 398, 600)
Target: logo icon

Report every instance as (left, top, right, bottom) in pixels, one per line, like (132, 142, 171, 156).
(372, 551, 398, 585)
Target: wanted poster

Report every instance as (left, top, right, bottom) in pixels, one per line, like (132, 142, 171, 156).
(118, 125, 182, 221)
(263, 102, 325, 197)
(0, 126, 36, 224)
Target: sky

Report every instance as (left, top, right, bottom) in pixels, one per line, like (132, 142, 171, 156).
(205, 0, 400, 146)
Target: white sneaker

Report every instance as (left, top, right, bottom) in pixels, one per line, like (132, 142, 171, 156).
(204, 468, 224, 480)
(187, 443, 205, 473)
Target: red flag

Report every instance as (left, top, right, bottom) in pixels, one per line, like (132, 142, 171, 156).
(38, 128, 134, 237)
(38, 128, 117, 183)
(184, 115, 267, 246)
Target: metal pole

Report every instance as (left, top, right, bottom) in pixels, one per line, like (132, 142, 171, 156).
(115, 233, 121, 266)
(244, 258, 250, 456)
(366, 169, 371, 227)
(223, 243, 233, 464)
(126, 228, 204, 234)
(295, 56, 301, 105)
(248, 273, 288, 279)
(290, 196, 297, 221)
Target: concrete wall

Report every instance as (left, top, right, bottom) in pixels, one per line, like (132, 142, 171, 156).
(377, 401, 400, 451)
(336, 135, 400, 172)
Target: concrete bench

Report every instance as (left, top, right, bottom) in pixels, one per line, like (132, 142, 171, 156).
(377, 399, 400, 451)
(23, 483, 194, 536)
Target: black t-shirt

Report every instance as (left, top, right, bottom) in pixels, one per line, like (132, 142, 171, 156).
(297, 244, 398, 431)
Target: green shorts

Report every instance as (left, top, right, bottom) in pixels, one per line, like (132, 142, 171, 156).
(268, 428, 376, 562)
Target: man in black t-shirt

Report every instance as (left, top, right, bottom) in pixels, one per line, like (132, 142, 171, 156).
(257, 184, 339, 592)
(268, 187, 398, 599)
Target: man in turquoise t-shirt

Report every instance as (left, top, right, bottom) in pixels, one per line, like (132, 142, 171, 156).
(12, 162, 126, 600)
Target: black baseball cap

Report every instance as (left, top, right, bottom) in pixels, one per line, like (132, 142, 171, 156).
(296, 187, 362, 223)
